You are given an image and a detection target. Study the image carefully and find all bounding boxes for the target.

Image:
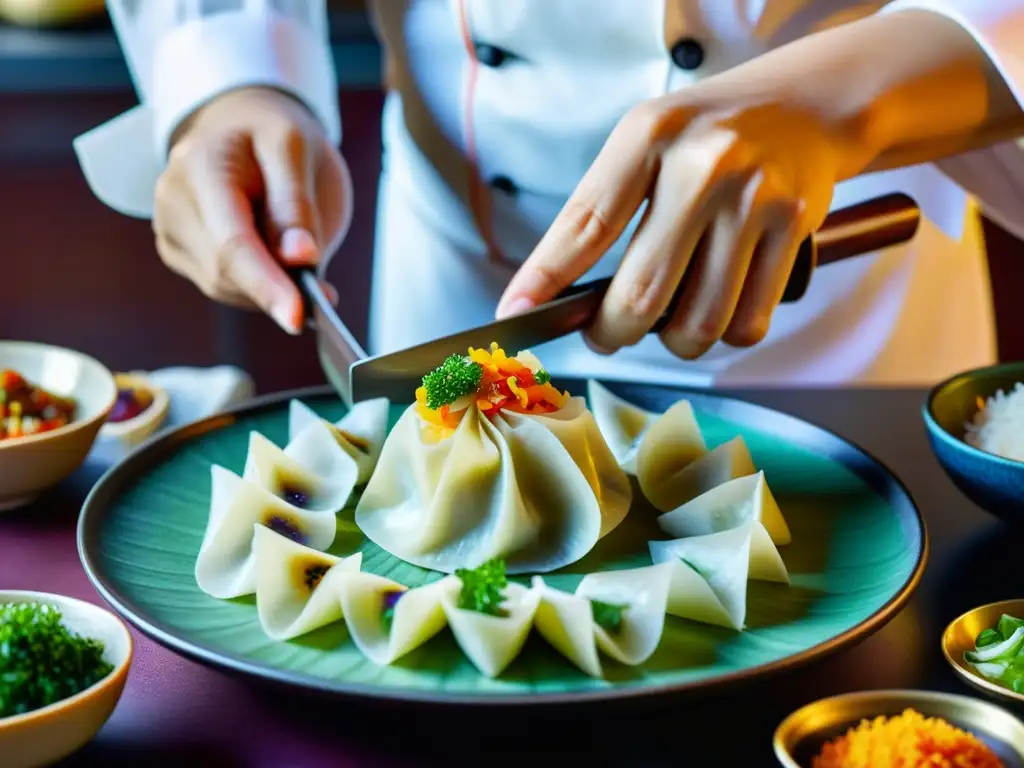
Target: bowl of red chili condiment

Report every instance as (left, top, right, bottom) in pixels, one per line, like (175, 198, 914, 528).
(0, 341, 116, 511)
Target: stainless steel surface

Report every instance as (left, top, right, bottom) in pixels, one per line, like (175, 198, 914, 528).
(339, 193, 920, 403)
(298, 270, 367, 407)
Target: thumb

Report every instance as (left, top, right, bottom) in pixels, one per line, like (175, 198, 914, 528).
(253, 130, 323, 267)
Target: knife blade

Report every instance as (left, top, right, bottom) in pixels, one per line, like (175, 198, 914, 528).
(295, 192, 920, 406)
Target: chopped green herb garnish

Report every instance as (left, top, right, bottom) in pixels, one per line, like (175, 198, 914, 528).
(421, 354, 484, 410)
(591, 599, 627, 633)
(976, 628, 1003, 649)
(1013, 678, 1024, 694)
(455, 558, 508, 617)
(534, 369, 551, 385)
(0, 602, 114, 718)
(680, 557, 708, 580)
(999, 614, 1024, 641)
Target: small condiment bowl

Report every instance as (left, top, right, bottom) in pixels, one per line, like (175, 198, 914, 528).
(98, 370, 169, 449)
(923, 361, 1024, 523)
(0, 340, 117, 511)
(943, 599, 1024, 705)
(774, 689, 1024, 767)
(0, 590, 133, 768)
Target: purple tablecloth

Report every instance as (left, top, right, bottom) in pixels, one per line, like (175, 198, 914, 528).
(0, 388, 1009, 766)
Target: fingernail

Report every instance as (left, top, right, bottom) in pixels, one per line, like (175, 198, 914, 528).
(280, 228, 318, 265)
(271, 302, 302, 335)
(583, 335, 615, 356)
(320, 281, 339, 306)
(497, 296, 535, 320)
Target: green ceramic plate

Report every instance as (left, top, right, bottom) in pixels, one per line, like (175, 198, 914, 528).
(78, 381, 926, 706)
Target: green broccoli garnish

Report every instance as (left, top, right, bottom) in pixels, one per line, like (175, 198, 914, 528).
(590, 599, 627, 633)
(0, 602, 114, 717)
(534, 369, 551, 385)
(455, 558, 508, 617)
(421, 354, 483, 410)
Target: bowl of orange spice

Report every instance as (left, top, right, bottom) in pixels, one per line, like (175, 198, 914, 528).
(774, 690, 1024, 767)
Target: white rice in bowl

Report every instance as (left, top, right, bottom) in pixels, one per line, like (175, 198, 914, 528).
(964, 382, 1024, 462)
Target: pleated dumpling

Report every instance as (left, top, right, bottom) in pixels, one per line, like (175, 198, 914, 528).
(339, 573, 460, 665)
(252, 524, 362, 640)
(355, 344, 630, 574)
(587, 380, 705, 476)
(288, 398, 389, 485)
(641, 435, 757, 512)
(657, 471, 790, 584)
(531, 563, 672, 676)
(195, 465, 337, 599)
(243, 429, 356, 514)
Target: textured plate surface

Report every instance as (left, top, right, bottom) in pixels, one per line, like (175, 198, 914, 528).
(78, 381, 926, 706)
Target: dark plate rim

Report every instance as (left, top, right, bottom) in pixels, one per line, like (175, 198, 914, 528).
(77, 381, 928, 708)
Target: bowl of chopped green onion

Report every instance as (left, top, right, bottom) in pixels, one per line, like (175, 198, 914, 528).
(943, 599, 1024, 705)
(0, 591, 132, 768)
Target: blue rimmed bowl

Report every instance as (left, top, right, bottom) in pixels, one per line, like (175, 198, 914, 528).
(924, 362, 1024, 522)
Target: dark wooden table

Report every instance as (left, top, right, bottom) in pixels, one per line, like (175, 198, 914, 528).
(0, 387, 1017, 766)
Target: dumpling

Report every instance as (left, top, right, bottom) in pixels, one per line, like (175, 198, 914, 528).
(657, 472, 790, 584)
(288, 398, 390, 485)
(573, 563, 671, 666)
(641, 435, 757, 512)
(251, 524, 363, 640)
(243, 430, 356, 513)
(532, 563, 672, 676)
(440, 568, 540, 678)
(338, 573, 460, 665)
(355, 344, 630, 574)
(588, 380, 707, 478)
(195, 465, 337, 599)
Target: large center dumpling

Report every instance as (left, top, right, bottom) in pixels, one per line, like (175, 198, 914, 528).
(355, 345, 631, 574)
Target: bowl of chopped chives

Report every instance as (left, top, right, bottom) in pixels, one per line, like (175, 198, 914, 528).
(943, 599, 1024, 707)
(0, 590, 133, 768)
(774, 689, 1024, 767)
(924, 361, 1024, 523)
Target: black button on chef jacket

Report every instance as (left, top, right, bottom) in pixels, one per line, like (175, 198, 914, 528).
(670, 38, 705, 70)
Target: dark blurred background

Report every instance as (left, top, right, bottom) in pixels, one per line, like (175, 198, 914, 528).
(1, 0, 1021, 395)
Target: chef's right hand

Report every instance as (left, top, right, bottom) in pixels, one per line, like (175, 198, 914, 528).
(153, 86, 352, 334)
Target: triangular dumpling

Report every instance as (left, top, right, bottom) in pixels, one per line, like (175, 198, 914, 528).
(657, 472, 790, 584)
(633, 399, 708, 492)
(441, 582, 541, 678)
(338, 573, 460, 665)
(649, 526, 755, 630)
(586, 380, 660, 474)
(252, 524, 362, 640)
(574, 563, 672, 666)
(641, 435, 756, 512)
(195, 465, 337, 599)
(530, 576, 605, 678)
(243, 430, 355, 513)
(288, 398, 390, 485)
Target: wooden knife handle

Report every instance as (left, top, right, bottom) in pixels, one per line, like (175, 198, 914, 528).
(555, 192, 920, 335)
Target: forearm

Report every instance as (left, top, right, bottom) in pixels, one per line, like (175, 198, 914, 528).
(693, 6, 1024, 180)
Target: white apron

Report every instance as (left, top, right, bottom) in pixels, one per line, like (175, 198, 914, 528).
(74, 0, 1024, 388)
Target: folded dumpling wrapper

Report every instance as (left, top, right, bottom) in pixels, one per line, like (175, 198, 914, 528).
(530, 577, 605, 678)
(339, 573, 461, 665)
(573, 563, 672, 666)
(195, 465, 337, 599)
(243, 430, 356, 514)
(288, 398, 390, 485)
(641, 435, 757, 512)
(355, 398, 629, 574)
(441, 582, 541, 678)
(252, 524, 363, 640)
(650, 525, 758, 630)
(588, 381, 707, 479)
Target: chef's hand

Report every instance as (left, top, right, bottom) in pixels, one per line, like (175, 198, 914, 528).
(153, 86, 351, 334)
(496, 87, 878, 359)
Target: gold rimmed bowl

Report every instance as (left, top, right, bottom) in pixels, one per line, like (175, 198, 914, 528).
(774, 689, 1024, 767)
(943, 599, 1024, 706)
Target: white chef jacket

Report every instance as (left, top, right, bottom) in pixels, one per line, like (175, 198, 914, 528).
(74, 0, 1024, 388)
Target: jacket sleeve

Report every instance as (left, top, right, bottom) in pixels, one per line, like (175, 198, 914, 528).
(74, 0, 339, 219)
(880, 0, 1024, 240)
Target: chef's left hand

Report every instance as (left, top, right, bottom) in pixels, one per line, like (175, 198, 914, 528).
(496, 85, 878, 359)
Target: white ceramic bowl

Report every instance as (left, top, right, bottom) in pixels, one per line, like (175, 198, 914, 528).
(0, 341, 117, 510)
(0, 591, 133, 768)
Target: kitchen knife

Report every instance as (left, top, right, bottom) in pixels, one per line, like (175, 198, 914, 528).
(293, 192, 920, 406)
